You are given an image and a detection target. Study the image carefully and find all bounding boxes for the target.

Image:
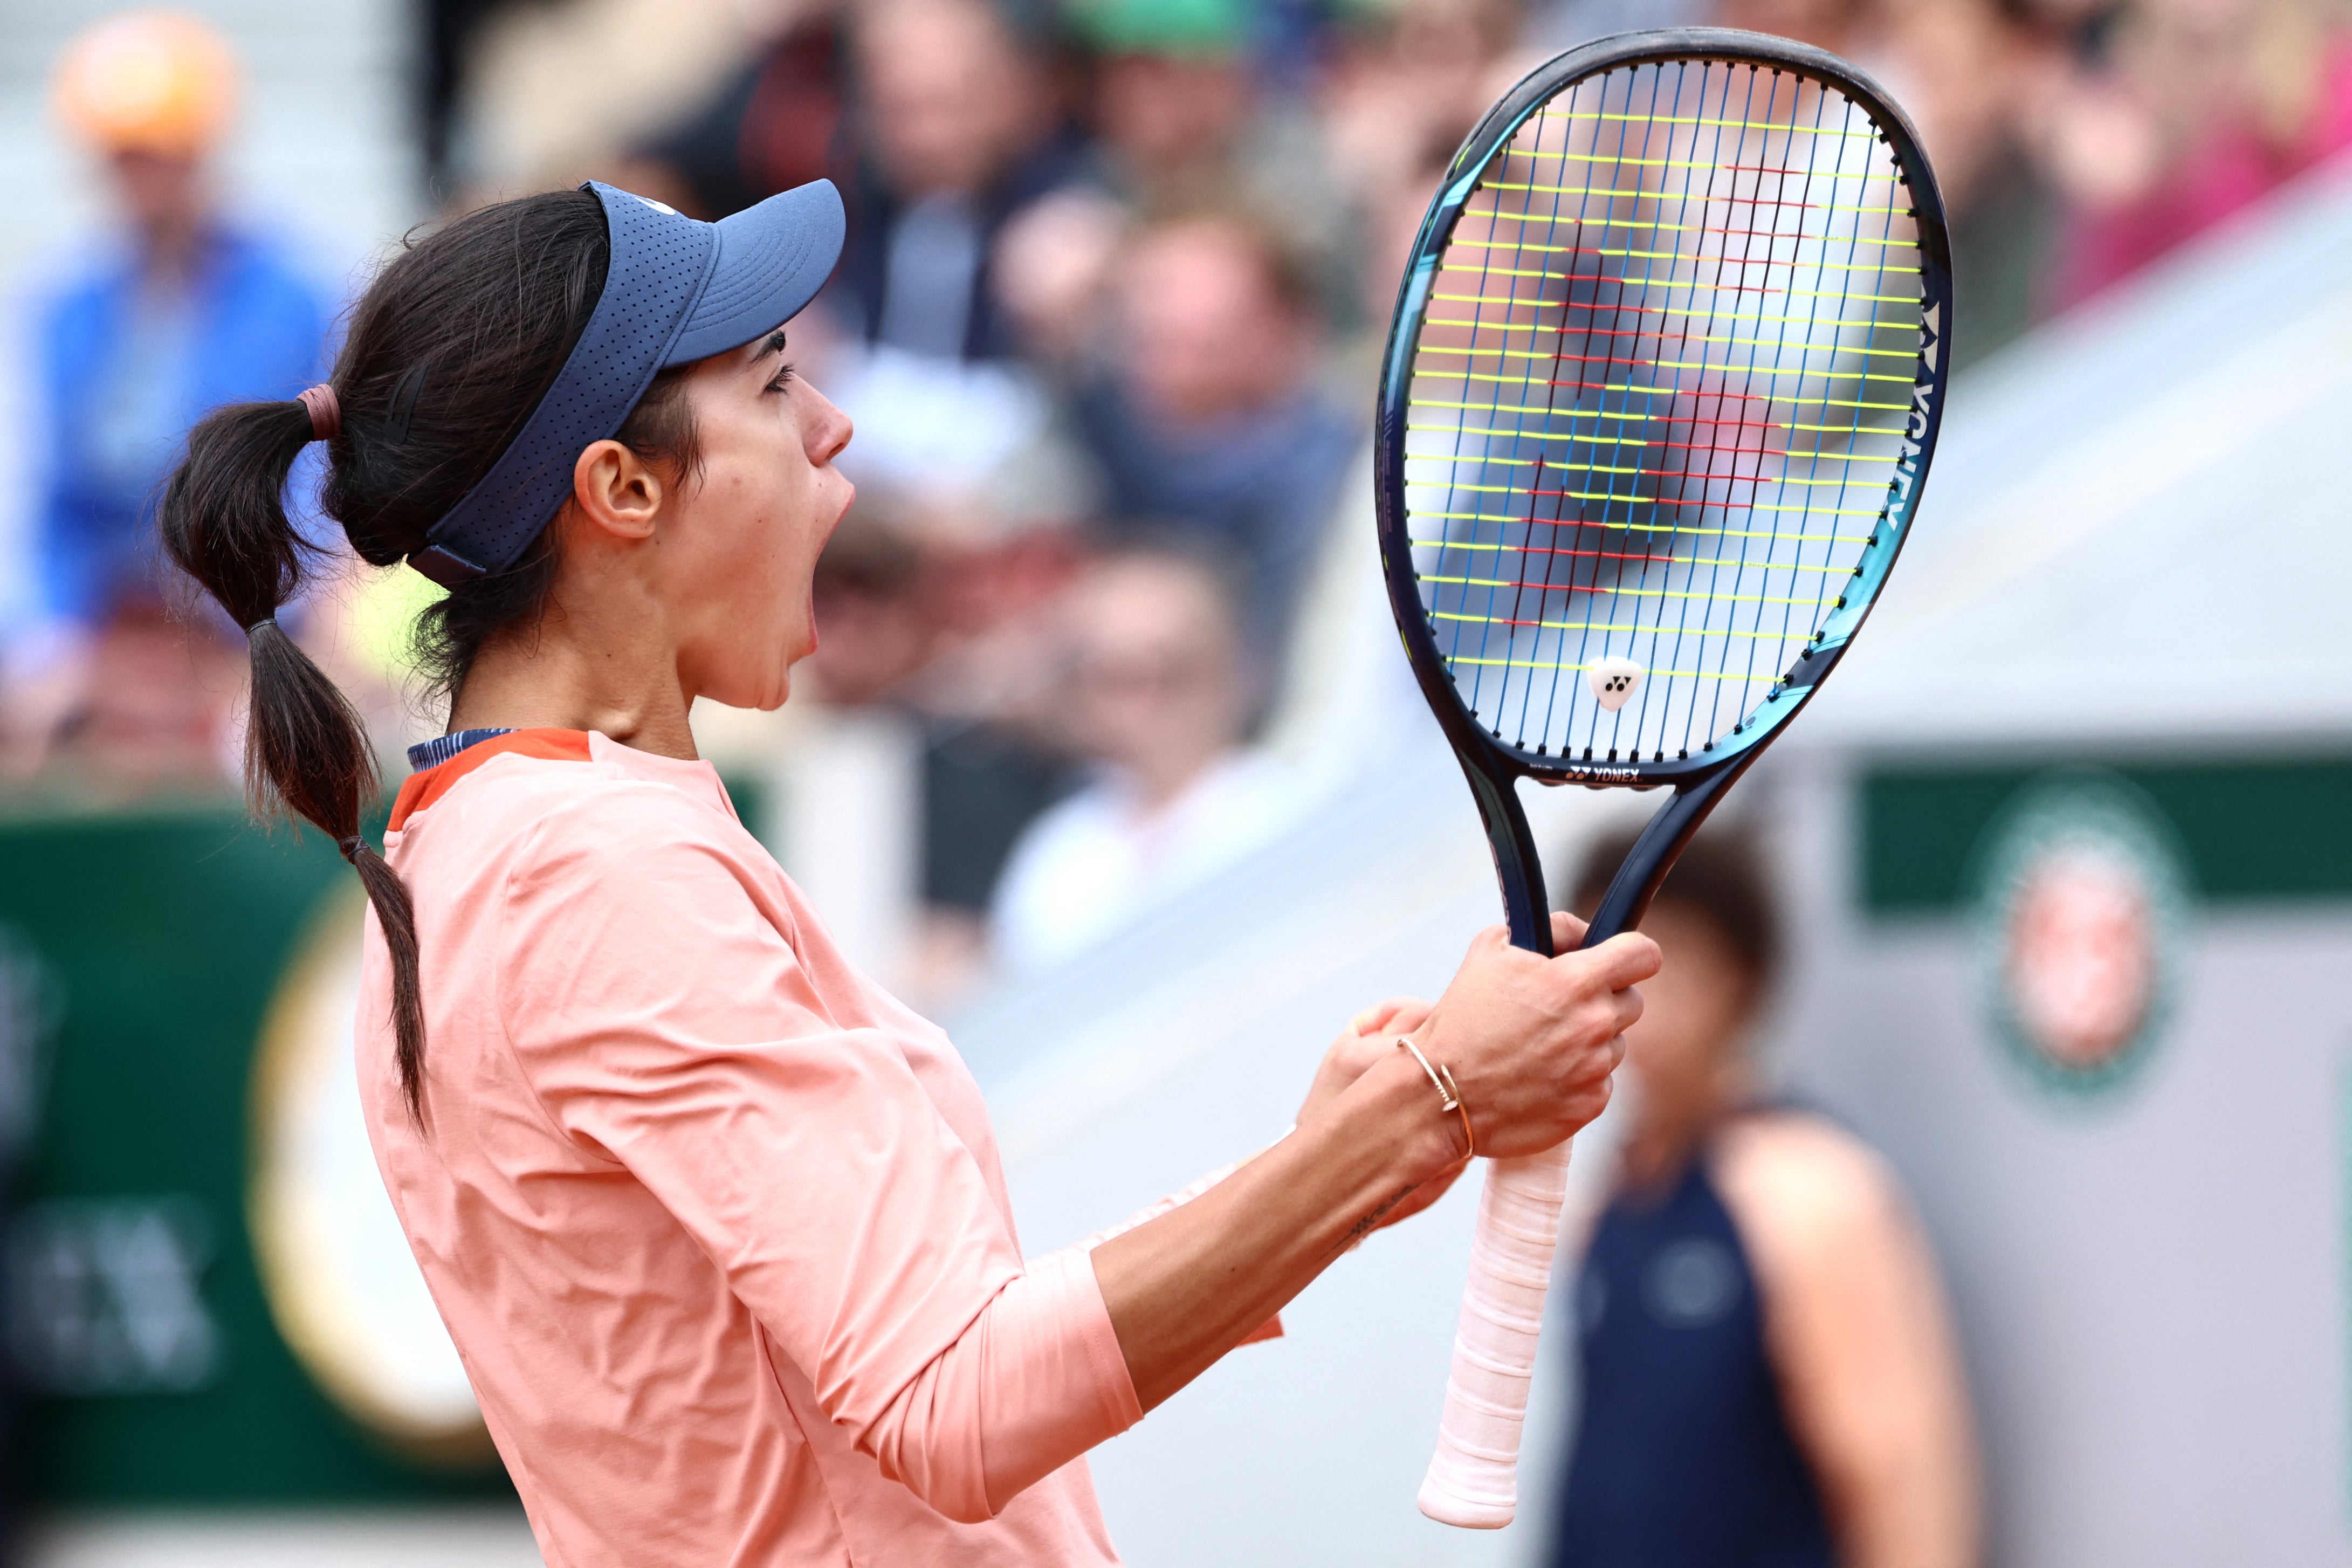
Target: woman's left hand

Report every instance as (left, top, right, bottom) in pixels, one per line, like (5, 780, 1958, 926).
(1298, 996, 1463, 1232)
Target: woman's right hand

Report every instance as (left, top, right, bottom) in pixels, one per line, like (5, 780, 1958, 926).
(1404, 912, 1661, 1161)
(1094, 912, 1659, 1412)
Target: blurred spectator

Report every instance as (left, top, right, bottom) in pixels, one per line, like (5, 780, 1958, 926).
(1872, 0, 2067, 368)
(35, 601, 244, 799)
(1068, 212, 1358, 658)
(2048, 0, 2352, 309)
(991, 185, 1133, 372)
(833, 0, 1079, 363)
(801, 508, 939, 711)
(1711, 0, 1874, 54)
(1322, 0, 1525, 218)
(37, 13, 325, 631)
(626, 6, 846, 221)
(1071, 0, 1261, 210)
(1328, 155, 1448, 396)
(1550, 827, 1978, 1568)
(1069, 0, 1354, 287)
(905, 515, 1091, 1006)
(799, 501, 1084, 1008)
(6, 13, 327, 785)
(419, 0, 508, 194)
(450, 0, 797, 206)
(1524, 0, 1705, 49)
(989, 545, 1304, 975)
(805, 0, 1096, 505)
(1257, 156, 1443, 781)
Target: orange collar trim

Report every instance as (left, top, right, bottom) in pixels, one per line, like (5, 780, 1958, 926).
(389, 728, 594, 831)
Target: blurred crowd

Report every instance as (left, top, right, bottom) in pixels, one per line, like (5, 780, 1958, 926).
(5, 0, 2350, 1002)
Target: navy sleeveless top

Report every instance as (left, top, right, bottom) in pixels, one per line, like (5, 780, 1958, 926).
(1547, 1147, 1836, 1568)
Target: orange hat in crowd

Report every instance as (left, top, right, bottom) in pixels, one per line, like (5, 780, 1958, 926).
(53, 11, 237, 156)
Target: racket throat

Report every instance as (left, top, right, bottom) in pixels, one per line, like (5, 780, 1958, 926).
(1580, 755, 1760, 951)
(1457, 750, 1554, 957)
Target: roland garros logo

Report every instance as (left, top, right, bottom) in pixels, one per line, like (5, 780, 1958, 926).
(1970, 773, 2190, 1097)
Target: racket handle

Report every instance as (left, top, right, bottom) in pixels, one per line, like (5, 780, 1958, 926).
(1416, 1139, 1572, 1528)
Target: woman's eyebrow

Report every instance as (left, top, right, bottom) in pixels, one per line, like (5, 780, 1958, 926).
(753, 330, 789, 363)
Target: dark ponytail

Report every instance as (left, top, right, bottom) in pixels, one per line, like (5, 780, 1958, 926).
(159, 189, 703, 1124)
(160, 396, 429, 1117)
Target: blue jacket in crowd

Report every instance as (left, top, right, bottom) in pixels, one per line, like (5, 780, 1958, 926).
(32, 225, 326, 625)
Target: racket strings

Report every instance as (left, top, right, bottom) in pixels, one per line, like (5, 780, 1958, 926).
(1404, 58, 1925, 764)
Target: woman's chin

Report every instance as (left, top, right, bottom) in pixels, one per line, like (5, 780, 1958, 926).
(698, 652, 800, 714)
(726, 665, 793, 713)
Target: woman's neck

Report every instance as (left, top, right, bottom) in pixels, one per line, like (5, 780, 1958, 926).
(446, 605, 700, 761)
(1619, 1067, 1751, 1194)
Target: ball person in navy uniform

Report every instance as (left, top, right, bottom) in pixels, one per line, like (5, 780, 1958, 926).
(1548, 828, 1978, 1568)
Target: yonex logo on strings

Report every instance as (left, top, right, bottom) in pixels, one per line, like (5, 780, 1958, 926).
(1589, 655, 1643, 713)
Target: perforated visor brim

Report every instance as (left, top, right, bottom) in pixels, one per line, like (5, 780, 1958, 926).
(665, 181, 847, 367)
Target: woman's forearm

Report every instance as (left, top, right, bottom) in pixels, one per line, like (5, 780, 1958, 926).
(1089, 1048, 1462, 1411)
(1091, 916, 1654, 1413)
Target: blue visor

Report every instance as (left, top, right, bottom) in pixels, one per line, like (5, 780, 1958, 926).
(407, 179, 845, 587)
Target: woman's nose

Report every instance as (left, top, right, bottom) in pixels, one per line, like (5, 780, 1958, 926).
(806, 384, 853, 465)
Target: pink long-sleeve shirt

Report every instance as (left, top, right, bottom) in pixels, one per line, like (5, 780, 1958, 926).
(356, 729, 1144, 1566)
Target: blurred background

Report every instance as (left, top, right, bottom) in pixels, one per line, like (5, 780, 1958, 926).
(0, 0, 2347, 1563)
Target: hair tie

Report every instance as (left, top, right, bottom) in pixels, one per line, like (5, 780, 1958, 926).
(297, 383, 341, 442)
(244, 616, 277, 637)
(336, 835, 364, 864)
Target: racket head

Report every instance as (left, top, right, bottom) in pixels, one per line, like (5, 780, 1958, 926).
(1377, 27, 1952, 792)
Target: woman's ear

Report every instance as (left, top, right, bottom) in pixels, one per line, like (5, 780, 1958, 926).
(569, 438, 665, 543)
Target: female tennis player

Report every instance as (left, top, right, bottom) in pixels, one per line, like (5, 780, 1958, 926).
(159, 181, 1659, 1565)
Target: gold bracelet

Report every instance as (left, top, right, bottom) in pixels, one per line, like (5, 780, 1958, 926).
(1396, 1038, 1475, 1160)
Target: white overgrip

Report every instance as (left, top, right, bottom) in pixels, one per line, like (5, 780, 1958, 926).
(1416, 1139, 1573, 1528)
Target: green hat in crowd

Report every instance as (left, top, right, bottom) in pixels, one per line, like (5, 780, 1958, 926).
(1064, 0, 1250, 55)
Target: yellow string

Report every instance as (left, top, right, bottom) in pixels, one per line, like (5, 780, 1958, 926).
(1404, 423, 1897, 463)
(1422, 308, 1920, 335)
(1446, 222, 1917, 253)
(1431, 284, 1920, 309)
(1402, 452, 1893, 489)
(1409, 373, 1915, 413)
(1419, 571, 1842, 608)
(1419, 332, 1921, 363)
(1406, 482, 1885, 519)
(1409, 419, 1659, 450)
(1477, 178, 1908, 214)
(1542, 107, 1878, 138)
(1490, 145, 1900, 176)
(1786, 417, 1908, 434)
(1411, 393, 1660, 422)
(1410, 539, 1858, 574)
(1414, 351, 1918, 388)
(1406, 510, 1873, 543)
(1405, 397, 1908, 452)
(1443, 654, 1779, 681)
(1430, 608, 1823, 640)
(1463, 252, 1919, 279)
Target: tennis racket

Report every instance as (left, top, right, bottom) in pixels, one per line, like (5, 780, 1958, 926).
(1374, 28, 1951, 1527)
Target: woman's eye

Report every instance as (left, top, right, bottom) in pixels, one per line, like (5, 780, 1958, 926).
(766, 363, 796, 394)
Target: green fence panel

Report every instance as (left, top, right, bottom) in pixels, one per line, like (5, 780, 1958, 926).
(0, 803, 513, 1507)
